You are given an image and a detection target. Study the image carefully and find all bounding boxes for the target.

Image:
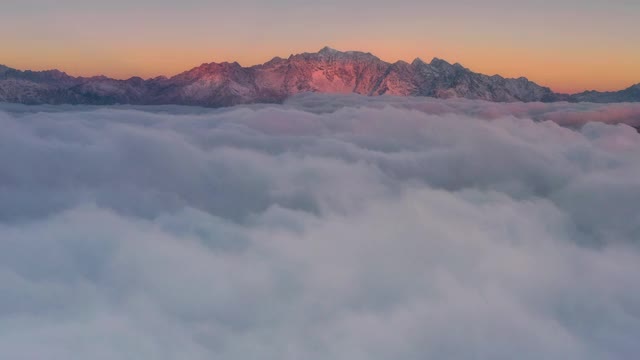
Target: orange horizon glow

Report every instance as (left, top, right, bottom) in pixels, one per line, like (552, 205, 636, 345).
(2, 46, 637, 95)
(2, 1, 639, 94)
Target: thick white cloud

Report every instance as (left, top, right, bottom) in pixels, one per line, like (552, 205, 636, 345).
(0, 95, 639, 359)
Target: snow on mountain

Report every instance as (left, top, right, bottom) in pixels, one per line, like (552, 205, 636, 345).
(0, 47, 637, 106)
(570, 83, 640, 103)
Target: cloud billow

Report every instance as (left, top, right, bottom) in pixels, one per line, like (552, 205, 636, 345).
(0, 95, 639, 359)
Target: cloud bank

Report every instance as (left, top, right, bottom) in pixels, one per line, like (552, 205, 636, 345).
(0, 95, 639, 359)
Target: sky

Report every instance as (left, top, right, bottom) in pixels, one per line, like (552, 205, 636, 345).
(1, 0, 639, 93)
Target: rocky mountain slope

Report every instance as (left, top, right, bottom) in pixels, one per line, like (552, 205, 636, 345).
(570, 84, 640, 103)
(0, 47, 637, 106)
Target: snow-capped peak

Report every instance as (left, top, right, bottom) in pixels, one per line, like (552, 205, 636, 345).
(0, 48, 637, 106)
(318, 46, 340, 54)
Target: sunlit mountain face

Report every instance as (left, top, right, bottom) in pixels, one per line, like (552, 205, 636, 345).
(1, 47, 639, 107)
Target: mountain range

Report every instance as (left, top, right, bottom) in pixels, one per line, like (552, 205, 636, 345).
(1, 47, 638, 107)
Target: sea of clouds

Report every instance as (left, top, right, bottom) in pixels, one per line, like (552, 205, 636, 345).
(0, 94, 639, 359)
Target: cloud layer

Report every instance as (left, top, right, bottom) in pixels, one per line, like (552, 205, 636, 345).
(1, 95, 639, 359)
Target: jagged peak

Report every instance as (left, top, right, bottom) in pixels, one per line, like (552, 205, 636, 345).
(203, 60, 237, 66)
(429, 58, 470, 72)
(315, 46, 380, 60)
(86, 75, 111, 81)
(393, 60, 411, 66)
(192, 61, 243, 72)
(430, 57, 453, 67)
(126, 76, 145, 83)
(412, 58, 426, 66)
(318, 46, 340, 54)
(263, 56, 284, 66)
(24, 68, 68, 76)
(171, 61, 240, 81)
(216, 61, 242, 67)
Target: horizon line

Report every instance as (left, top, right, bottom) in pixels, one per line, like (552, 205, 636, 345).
(1, 46, 638, 95)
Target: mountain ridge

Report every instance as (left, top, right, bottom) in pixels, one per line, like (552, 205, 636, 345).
(1, 47, 638, 106)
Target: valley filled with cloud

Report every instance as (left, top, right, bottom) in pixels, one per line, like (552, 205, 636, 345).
(1, 94, 639, 359)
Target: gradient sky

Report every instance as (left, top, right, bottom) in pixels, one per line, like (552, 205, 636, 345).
(1, 0, 639, 93)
